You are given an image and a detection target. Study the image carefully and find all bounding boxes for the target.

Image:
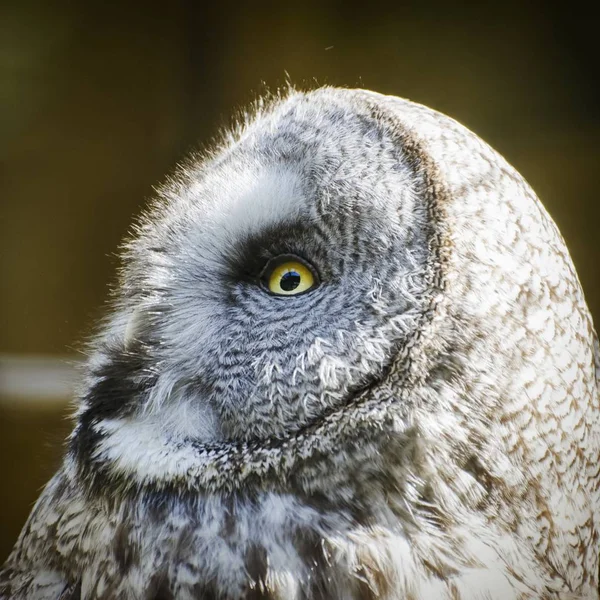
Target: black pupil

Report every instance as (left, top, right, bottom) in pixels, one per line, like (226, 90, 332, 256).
(280, 270, 301, 291)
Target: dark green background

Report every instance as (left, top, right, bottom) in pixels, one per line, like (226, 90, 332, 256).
(1, 0, 598, 562)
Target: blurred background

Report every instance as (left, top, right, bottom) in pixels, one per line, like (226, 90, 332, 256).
(0, 0, 598, 561)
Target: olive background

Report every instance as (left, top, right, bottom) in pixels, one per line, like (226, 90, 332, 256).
(1, 0, 598, 562)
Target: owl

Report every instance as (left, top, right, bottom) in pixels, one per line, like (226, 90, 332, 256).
(1, 87, 599, 600)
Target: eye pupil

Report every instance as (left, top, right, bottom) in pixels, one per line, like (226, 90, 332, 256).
(280, 270, 301, 291)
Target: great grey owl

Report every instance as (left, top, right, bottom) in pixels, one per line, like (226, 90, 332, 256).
(1, 87, 599, 600)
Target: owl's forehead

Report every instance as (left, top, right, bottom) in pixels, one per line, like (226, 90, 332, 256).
(175, 94, 418, 242)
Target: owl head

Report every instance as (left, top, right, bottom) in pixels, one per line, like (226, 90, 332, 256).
(71, 88, 597, 511)
(4, 87, 597, 600)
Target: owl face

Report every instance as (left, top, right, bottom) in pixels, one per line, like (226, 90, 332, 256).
(93, 93, 432, 444)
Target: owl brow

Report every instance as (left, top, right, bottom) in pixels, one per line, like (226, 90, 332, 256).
(222, 218, 328, 285)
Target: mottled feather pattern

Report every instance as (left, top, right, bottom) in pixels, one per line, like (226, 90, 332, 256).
(1, 88, 598, 599)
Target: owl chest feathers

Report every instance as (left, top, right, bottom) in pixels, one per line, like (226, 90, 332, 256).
(8, 421, 575, 600)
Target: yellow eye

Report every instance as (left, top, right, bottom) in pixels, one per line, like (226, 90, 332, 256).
(262, 255, 318, 296)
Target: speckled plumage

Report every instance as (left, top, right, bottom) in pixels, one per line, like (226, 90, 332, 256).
(1, 88, 599, 600)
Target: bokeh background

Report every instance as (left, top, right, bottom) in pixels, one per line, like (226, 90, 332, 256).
(1, 0, 598, 562)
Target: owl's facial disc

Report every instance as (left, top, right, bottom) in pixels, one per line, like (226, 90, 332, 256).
(85, 91, 431, 445)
